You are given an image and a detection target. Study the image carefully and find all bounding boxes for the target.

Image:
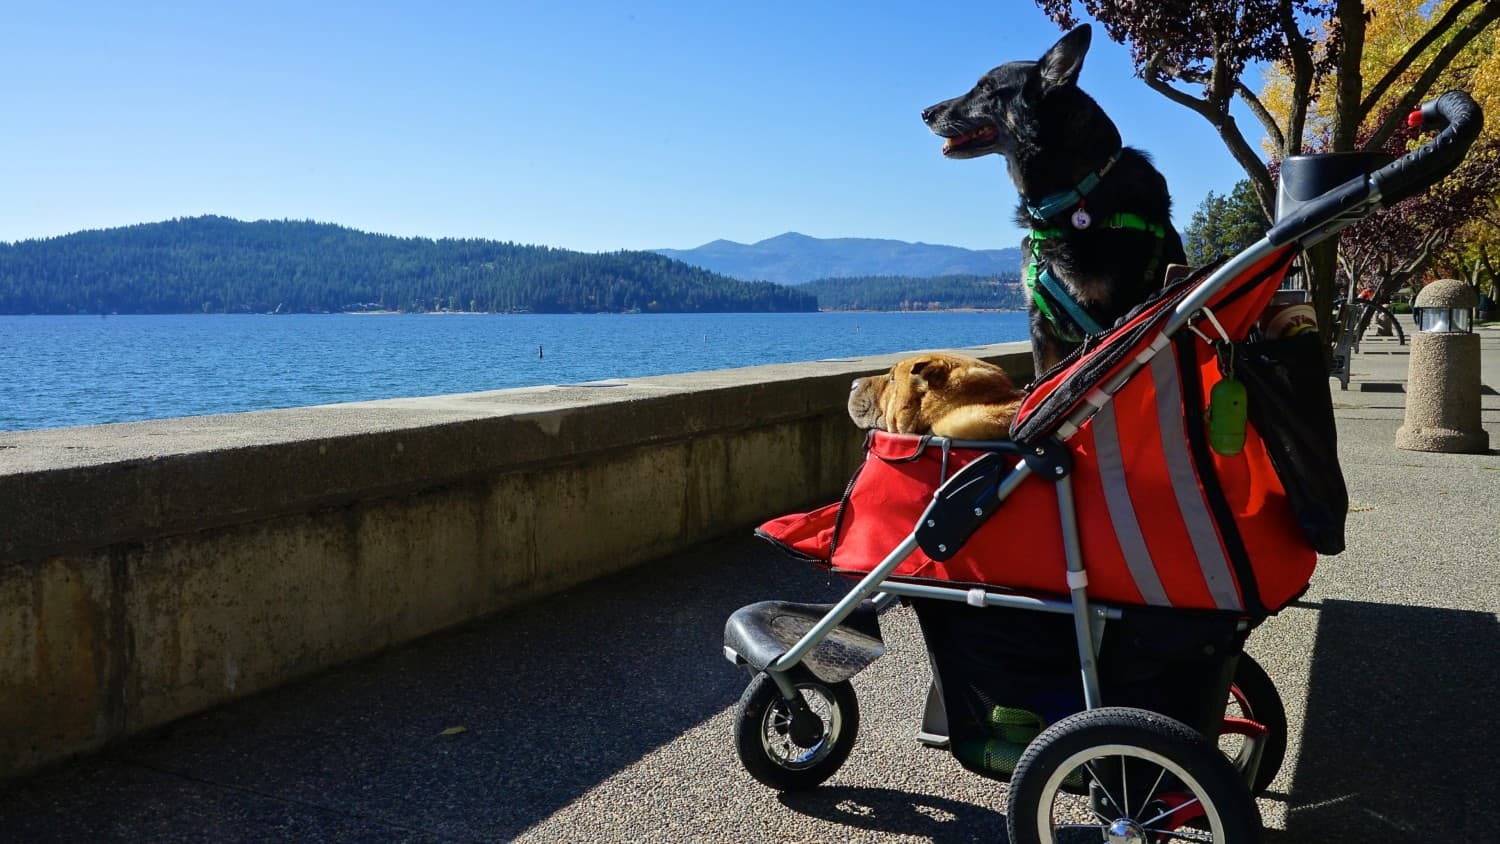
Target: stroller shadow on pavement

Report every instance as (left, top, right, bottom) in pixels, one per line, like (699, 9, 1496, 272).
(778, 786, 1007, 841)
(1280, 598, 1499, 842)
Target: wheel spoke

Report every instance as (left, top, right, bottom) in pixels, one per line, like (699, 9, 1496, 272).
(1139, 766, 1168, 814)
(1083, 759, 1125, 816)
(1140, 797, 1200, 833)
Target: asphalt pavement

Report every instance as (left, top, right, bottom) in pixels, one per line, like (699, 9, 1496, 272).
(2, 328, 1496, 843)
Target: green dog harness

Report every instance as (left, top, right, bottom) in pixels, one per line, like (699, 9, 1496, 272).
(1024, 212, 1168, 343)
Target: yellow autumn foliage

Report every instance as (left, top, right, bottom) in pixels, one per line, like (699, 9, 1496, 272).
(1260, 0, 1500, 155)
(1261, 0, 1499, 286)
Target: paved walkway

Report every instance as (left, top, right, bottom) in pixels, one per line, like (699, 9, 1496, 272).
(2, 329, 1497, 843)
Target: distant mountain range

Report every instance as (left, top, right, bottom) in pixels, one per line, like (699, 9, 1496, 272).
(656, 232, 1023, 285)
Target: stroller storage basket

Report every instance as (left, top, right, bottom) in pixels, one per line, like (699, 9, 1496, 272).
(912, 599, 1244, 781)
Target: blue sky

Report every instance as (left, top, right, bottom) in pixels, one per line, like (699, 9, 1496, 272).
(0, 2, 1264, 254)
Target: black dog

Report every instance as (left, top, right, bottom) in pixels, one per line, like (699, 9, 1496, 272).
(922, 24, 1186, 376)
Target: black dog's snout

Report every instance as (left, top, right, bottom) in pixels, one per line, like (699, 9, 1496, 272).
(921, 105, 939, 123)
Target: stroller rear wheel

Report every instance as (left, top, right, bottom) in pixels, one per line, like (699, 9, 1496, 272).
(1222, 654, 1287, 795)
(733, 672, 858, 791)
(1007, 707, 1260, 844)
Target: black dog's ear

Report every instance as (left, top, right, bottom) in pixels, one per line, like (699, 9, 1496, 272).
(1038, 24, 1091, 91)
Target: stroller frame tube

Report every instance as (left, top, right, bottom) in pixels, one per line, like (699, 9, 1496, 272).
(1165, 237, 1283, 336)
(1055, 474, 1104, 709)
(874, 581, 1121, 622)
(768, 460, 1035, 675)
(766, 532, 920, 678)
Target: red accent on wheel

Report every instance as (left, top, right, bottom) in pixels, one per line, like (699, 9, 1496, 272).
(1220, 715, 1269, 739)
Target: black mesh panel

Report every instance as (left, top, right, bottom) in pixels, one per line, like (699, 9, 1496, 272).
(1235, 333, 1349, 555)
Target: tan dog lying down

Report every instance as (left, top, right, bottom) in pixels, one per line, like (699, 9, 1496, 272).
(848, 352, 1025, 440)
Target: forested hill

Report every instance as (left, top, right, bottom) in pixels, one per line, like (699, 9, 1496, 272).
(800, 274, 1025, 311)
(0, 216, 817, 315)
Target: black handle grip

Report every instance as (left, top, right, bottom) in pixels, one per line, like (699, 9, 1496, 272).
(1266, 90, 1483, 247)
(1266, 175, 1371, 246)
(1369, 89, 1483, 207)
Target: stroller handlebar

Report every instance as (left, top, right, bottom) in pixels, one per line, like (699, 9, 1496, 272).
(1371, 90, 1484, 206)
(1267, 89, 1483, 247)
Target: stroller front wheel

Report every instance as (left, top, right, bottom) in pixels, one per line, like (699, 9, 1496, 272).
(733, 672, 859, 791)
(1007, 707, 1260, 844)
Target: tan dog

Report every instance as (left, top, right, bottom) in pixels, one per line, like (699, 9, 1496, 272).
(848, 352, 1025, 440)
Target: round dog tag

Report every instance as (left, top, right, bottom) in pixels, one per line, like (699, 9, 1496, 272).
(1071, 207, 1092, 229)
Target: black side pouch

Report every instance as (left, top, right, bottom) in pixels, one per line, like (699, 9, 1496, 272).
(1234, 333, 1349, 555)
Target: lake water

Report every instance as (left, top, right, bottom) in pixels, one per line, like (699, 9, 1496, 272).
(0, 312, 1030, 431)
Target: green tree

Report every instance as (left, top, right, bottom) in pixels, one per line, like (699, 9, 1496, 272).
(1184, 180, 1272, 267)
(798, 274, 1024, 311)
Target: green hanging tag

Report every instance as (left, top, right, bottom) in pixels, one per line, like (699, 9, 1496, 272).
(1207, 343, 1247, 456)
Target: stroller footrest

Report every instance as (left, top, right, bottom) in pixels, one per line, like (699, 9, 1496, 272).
(723, 600, 884, 684)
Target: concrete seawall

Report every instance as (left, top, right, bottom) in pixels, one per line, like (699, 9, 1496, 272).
(0, 342, 1031, 781)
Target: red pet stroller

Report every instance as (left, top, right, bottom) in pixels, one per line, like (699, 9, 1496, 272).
(723, 92, 1481, 842)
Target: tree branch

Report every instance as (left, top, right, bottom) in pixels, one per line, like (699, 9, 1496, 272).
(1374, 229, 1450, 300)
(1235, 82, 1286, 152)
(1478, 245, 1498, 285)
(1142, 63, 1217, 119)
(1366, 1, 1500, 150)
(1360, 0, 1480, 117)
(1144, 66, 1276, 215)
(1277, 0, 1315, 155)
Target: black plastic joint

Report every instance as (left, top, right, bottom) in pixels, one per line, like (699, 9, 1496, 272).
(1021, 438, 1073, 481)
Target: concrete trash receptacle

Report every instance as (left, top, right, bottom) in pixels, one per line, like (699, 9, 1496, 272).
(1395, 279, 1488, 453)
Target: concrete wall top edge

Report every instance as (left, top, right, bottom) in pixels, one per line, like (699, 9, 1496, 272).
(1, 342, 1030, 469)
(0, 343, 1032, 562)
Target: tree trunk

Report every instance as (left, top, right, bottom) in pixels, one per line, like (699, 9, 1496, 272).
(1307, 240, 1341, 365)
(1332, 0, 1366, 152)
